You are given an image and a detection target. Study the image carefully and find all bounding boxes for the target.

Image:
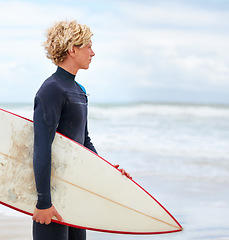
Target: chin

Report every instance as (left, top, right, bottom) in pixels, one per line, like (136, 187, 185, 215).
(80, 64, 89, 70)
(84, 65, 90, 70)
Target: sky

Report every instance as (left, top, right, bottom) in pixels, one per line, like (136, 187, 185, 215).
(0, 0, 229, 104)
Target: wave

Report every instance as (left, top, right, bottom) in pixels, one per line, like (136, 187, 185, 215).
(1, 101, 229, 119)
(89, 102, 229, 120)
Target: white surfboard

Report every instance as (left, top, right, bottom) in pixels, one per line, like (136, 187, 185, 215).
(0, 108, 182, 234)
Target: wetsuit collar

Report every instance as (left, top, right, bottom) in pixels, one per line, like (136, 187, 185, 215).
(56, 66, 76, 81)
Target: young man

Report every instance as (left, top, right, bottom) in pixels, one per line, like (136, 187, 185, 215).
(32, 20, 130, 240)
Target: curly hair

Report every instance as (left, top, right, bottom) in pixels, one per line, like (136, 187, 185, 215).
(43, 20, 93, 65)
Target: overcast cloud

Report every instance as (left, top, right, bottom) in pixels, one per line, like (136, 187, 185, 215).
(0, 0, 229, 104)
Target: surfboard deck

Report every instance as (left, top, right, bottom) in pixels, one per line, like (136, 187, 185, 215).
(0, 108, 182, 234)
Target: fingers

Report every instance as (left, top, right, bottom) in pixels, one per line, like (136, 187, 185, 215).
(125, 172, 132, 179)
(33, 213, 48, 225)
(120, 169, 132, 179)
(54, 209, 63, 222)
(32, 205, 63, 225)
(45, 218, 52, 225)
(114, 164, 132, 179)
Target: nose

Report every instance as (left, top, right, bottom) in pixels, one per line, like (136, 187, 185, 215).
(91, 49, 95, 57)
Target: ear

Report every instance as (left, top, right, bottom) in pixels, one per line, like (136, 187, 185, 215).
(68, 46, 77, 57)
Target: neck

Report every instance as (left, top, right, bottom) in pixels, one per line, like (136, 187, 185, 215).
(58, 60, 79, 76)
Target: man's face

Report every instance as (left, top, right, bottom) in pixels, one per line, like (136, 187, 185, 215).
(74, 40, 95, 70)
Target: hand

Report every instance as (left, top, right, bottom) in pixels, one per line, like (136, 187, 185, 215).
(114, 164, 132, 179)
(32, 205, 63, 225)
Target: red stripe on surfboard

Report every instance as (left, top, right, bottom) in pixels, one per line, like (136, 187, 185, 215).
(0, 108, 33, 123)
(0, 108, 183, 234)
(0, 200, 182, 235)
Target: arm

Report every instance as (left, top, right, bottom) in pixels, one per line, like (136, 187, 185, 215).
(33, 96, 54, 209)
(84, 121, 97, 154)
(78, 82, 97, 154)
(33, 83, 64, 223)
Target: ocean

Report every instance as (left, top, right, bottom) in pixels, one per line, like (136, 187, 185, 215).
(0, 102, 229, 240)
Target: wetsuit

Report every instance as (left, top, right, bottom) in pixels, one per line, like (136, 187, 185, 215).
(33, 66, 97, 240)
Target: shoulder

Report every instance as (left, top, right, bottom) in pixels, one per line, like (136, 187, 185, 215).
(34, 75, 66, 117)
(36, 75, 64, 99)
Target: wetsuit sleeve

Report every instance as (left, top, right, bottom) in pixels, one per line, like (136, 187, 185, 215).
(84, 121, 97, 154)
(33, 83, 64, 209)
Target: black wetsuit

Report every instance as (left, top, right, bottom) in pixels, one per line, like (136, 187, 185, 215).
(33, 67, 97, 240)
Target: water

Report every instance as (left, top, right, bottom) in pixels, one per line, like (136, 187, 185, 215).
(89, 103, 229, 182)
(0, 102, 229, 239)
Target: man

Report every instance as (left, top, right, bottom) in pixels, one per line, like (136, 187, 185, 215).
(32, 20, 130, 240)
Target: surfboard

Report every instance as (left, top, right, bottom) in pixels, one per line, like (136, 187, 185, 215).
(0, 108, 182, 234)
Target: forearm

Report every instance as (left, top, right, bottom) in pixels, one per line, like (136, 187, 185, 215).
(84, 122, 97, 154)
(33, 96, 59, 209)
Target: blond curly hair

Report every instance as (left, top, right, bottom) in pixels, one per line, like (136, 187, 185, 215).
(43, 20, 93, 65)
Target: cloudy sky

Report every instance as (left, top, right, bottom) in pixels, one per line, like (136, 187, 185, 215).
(0, 0, 229, 104)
